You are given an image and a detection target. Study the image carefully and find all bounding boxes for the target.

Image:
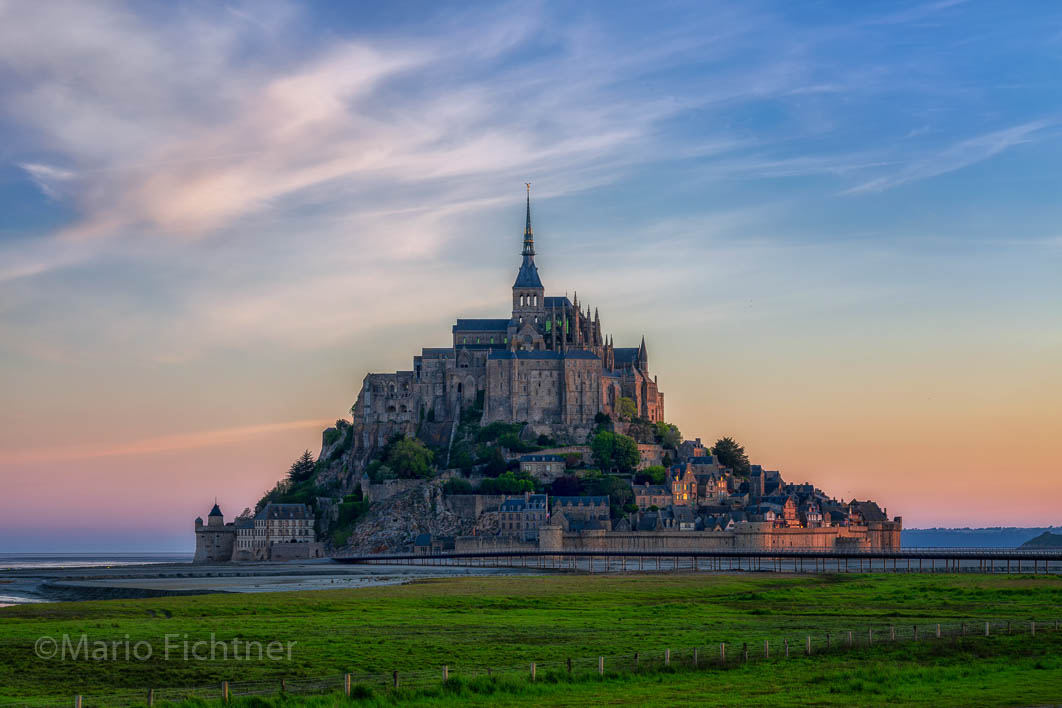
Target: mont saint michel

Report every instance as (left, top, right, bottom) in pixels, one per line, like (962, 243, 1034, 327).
(195, 190, 901, 563)
(353, 186, 664, 451)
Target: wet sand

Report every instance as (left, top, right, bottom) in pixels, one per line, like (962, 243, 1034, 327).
(1, 560, 545, 603)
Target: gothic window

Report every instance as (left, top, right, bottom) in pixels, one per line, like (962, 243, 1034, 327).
(533, 295, 538, 307)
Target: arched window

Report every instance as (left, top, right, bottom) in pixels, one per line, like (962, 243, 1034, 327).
(533, 295, 538, 307)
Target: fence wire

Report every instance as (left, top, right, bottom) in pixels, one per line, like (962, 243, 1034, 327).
(1, 619, 1058, 707)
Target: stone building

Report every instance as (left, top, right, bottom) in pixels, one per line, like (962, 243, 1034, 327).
(499, 493, 549, 541)
(348, 188, 666, 455)
(233, 503, 321, 561)
(193, 503, 235, 563)
(633, 483, 671, 510)
(550, 495, 610, 530)
(518, 454, 567, 482)
(195, 501, 322, 562)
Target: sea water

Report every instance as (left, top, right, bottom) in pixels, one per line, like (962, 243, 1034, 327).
(0, 553, 192, 606)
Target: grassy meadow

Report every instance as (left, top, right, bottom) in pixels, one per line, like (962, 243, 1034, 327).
(0, 572, 1060, 706)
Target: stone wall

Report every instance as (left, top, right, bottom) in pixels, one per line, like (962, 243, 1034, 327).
(270, 542, 325, 561)
(444, 494, 508, 521)
(539, 521, 902, 552)
(193, 526, 234, 563)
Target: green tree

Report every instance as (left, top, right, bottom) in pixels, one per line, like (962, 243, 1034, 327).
(654, 422, 682, 450)
(617, 396, 638, 421)
(477, 471, 536, 494)
(483, 446, 508, 476)
(712, 436, 751, 476)
(634, 465, 667, 485)
(384, 436, 435, 479)
(442, 478, 474, 495)
(591, 431, 640, 474)
(288, 450, 317, 483)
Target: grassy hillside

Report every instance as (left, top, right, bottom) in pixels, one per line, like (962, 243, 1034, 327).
(1, 573, 1060, 706)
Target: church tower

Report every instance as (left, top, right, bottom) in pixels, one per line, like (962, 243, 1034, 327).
(511, 184, 546, 338)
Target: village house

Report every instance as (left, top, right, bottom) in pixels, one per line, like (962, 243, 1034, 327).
(518, 454, 567, 482)
(499, 493, 549, 541)
(633, 482, 671, 510)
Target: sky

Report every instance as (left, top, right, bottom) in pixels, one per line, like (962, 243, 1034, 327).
(1, 0, 1060, 552)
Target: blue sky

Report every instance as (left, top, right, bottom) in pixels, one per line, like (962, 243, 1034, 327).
(1, 1, 1061, 550)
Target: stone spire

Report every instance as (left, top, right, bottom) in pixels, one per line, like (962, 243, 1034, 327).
(513, 183, 542, 290)
(522, 182, 535, 257)
(638, 335, 648, 371)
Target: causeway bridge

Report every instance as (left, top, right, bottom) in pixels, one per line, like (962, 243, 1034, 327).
(334, 548, 1062, 574)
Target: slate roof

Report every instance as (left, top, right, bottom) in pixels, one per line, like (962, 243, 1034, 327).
(500, 498, 526, 512)
(254, 503, 313, 520)
(421, 348, 454, 358)
(543, 296, 572, 309)
(453, 319, 510, 332)
(520, 454, 565, 462)
(514, 258, 543, 288)
(208, 503, 223, 517)
(638, 513, 661, 531)
(849, 500, 888, 523)
(689, 455, 718, 465)
(488, 350, 599, 360)
(553, 495, 609, 507)
(613, 348, 639, 366)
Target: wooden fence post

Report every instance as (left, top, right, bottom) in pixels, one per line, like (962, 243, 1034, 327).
(221, 681, 229, 703)
(847, 631, 853, 647)
(147, 689, 155, 706)
(985, 622, 990, 637)
(665, 648, 670, 666)
(598, 656, 604, 675)
(74, 696, 82, 708)
(1031, 622, 1035, 637)
(961, 623, 966, 636)
(281, 679, 286, 693)
(890, 626, 895, 641)
(393, 670, 399, 690)
(784, 638, 789, 658)
(764, 639, 769, 658)
(913, 625, 919, 641)
(441, 666, 448, 683)
(936, 624, 941, 639)
(868, 628, 873, 646)
(530, 662, 536, 681)
(806, 636, 811, 656)
(345, 673, 352, 696)
(720, 643, 726, 662)
(694, 647, 699, 667)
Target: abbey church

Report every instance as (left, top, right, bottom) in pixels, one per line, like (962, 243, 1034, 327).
(350, 188, 665, 454)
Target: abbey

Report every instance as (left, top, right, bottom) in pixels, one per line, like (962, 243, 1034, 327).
(350, 188, 665, 454)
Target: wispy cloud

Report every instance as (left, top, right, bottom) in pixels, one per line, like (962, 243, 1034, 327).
(844, 121, 1051, 194)
(0, 419, 332, 464)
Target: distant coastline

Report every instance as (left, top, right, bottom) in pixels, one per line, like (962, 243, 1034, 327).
(901, 527, 1062, 549)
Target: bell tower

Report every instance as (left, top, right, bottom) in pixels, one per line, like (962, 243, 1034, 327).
(512, 183, 545, 324)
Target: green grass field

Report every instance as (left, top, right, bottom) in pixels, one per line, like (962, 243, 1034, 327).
(1, 573, 1060, 706)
